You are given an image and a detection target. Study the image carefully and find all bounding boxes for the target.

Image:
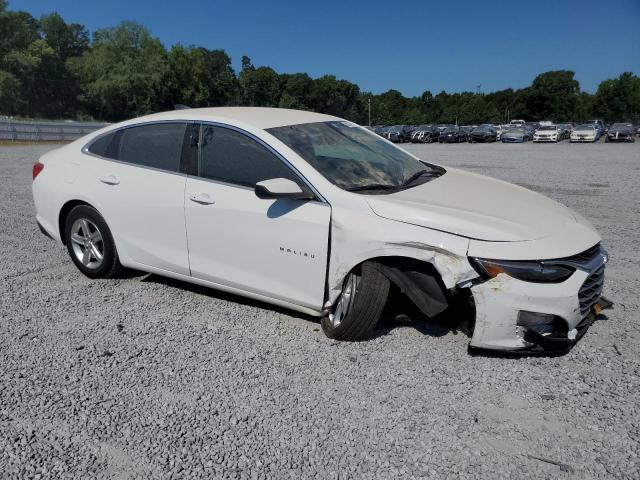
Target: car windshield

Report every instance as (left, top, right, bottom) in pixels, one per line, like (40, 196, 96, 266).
(507, 128, 524, 133)
(268, 121, 442, 192)
(611, 123, 632, 129)
(576, 124, 596, 130)
(538, 126, 556, 131)
(472, 127, 492, 132)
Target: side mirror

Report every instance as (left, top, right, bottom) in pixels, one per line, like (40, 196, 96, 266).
(254, 178, 314, 200)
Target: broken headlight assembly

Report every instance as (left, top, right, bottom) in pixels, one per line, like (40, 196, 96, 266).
(469, 258, 575, 283)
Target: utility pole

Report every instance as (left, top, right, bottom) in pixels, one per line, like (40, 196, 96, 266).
(476, 84, 481, 94)
(368, 97, 371, 127)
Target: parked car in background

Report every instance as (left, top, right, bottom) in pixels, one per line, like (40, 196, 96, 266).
(509, 119, 526, 126)
(468, 126, 497, 143)
(411, 125, 441, 143)
(585, 119, 606, 136)
(383, 125, 414, 143)
(375, 125, 389, 137)
(570, 124, 601, 142)
(558, 123, 574, 139)
(533, 125, 561, 142)
(501, 127, 532, 143)
(606, 123, 636, 142)
(460, 126, 474, 139)
(439, 126, 468, 143)
(32, 107, 608, 352)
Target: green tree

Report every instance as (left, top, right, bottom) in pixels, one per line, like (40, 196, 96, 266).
(0, 69, 20, 113)
(308, 75, 360, 120)
(593, 72, 640, 123)
(278, 73, 313, 110)
(526, 70, 580, 121)
(239, 65, 280, 106)
(166, 45, 237, 108)
(68, 21, 169, 120)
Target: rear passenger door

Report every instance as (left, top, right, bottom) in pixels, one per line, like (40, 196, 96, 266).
(184, 124, 331, 310)
(85, 122, 191, 275)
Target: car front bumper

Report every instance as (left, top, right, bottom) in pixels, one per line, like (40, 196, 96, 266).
(469, 251, 607, 353)
(570, 136, 596, 142)
(533, 136, 557, 142)
(607, 134, 634, 142)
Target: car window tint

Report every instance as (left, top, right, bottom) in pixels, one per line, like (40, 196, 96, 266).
(88, 132, 118, 159)
(199, 125, 297, 187)
(118, 123, 187, 172)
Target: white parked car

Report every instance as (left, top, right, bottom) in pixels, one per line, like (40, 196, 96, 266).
(570, 124, 601, 142)
(533, 125, 561, 142)
(32, 108, 608, 353)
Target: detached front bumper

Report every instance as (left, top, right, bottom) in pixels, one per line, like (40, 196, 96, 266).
(469, 249, 607, 353)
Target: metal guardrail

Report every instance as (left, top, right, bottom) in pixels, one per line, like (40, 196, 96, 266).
(0, 118, 108, 142)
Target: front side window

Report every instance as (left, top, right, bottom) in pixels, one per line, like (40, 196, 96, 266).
(268, 121, 441, 192)
(199, 125, 298, 188)
(118, 123, 187, 172)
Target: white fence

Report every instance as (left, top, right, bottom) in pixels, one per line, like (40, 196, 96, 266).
(0, 118, 108, 142)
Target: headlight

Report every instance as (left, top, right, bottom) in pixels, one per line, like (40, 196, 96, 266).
(470, 257, 575, 283)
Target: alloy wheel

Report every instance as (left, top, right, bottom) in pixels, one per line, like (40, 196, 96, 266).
(70, 218, 104, 269)
(328, 272, 359, 328)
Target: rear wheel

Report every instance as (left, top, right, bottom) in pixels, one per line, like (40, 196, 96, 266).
(321, 262, 390, 341)
(64, 205, 122, 279)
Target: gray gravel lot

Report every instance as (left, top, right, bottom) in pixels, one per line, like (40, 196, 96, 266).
(1, 141, 639, 479)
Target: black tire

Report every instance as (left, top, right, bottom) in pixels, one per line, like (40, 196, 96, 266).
(321, 262, 390, 341)
(64, 205, 122, 279)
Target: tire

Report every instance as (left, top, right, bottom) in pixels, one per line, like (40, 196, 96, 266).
(321, 262, 390, 341)
(64, 205, 123, 279)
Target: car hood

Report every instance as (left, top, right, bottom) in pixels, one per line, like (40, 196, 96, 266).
(365, 168, 579, 242)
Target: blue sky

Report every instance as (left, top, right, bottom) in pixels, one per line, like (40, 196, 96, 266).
(10, 0, 640, 96)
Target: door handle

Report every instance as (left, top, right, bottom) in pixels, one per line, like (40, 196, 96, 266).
(99, 175, 120, 185)
(189, 193, 215, 205)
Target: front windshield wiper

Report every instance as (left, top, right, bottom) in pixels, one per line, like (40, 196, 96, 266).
(400, 169, 442, 189)
(346, 183, 399, 192)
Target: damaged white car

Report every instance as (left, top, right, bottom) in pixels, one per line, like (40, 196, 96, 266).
(32, 108, 608, 353)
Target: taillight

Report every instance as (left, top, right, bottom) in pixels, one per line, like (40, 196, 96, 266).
(32, 162, 44, 180)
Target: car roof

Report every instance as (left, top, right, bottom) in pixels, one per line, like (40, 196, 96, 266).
(119, 107, 343, 130)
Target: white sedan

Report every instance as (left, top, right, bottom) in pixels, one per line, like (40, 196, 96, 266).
(570, 124, 601, 142)
(32, 108, 608, 353)
(533, 125, 561, 142)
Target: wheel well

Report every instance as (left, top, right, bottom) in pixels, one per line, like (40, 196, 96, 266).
(58, 200, 91, 245)
(366, 256, 450, 318)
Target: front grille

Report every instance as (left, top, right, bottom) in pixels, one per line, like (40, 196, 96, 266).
(548, 243, 606, 318)
(579, 264, 605, 316)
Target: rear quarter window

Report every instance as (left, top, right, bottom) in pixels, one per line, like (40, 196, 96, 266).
(87, 131, 119, 159)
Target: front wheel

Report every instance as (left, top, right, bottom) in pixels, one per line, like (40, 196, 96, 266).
(321, 262, 390, 341)
(64, 205, 122, 279)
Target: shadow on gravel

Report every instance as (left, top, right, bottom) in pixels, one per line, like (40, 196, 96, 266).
(373, 289, 473, 341)
(140, 273, 318, 323)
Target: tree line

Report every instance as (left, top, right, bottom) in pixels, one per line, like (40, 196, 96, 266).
(1, 1, 639, 125)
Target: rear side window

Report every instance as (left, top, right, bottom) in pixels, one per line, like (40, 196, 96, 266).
(199, 125, 298, 187)
(88, 132, 119, 159)
(118, 123, 187, 172)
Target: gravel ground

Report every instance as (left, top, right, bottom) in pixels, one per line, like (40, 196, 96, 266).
(1, 141, 639, 479)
